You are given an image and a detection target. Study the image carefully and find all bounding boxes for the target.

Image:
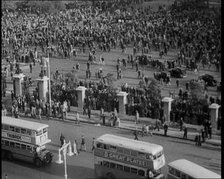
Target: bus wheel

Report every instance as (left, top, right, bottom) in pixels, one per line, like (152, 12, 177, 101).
(106, 172, 115, 179)
(34, 158, 42, 167)
(7, 152, 13, 161)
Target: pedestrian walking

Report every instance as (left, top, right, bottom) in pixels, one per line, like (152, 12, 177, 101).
(201, 129, 205, 142)
(155, 119, 160, 131)
(134, 130, 139, 140)
(80, 135, 86, 151)
(198, 134, 202, 146)
(73, 139, 78, 155)
(208, 120, 212, 139)
(76, 112, 80, 124)
(87, 106, 91, 119)
(163, 122, 168, 136)
(91, 137, 96, 152)
(29, 63, 32, 73)
(176, 79, 179, 88)
(183, 127, 188, 139)
(195, 135, 199, 145)
(135, 110, 139, 124)
(60, 133, 65, 147)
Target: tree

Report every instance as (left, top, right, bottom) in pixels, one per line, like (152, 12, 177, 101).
(189, 79, 204, 99)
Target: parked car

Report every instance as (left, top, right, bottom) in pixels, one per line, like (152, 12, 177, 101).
(169, 67, 187, 78)
(200, 74, 217, 87)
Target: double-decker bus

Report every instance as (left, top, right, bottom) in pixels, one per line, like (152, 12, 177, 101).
(94, 134, 165, 179)
(2, 116, 53, 167)
(167, 159, 221, 179)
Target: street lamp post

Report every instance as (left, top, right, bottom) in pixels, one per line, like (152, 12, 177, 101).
(56, 141, 74, 179)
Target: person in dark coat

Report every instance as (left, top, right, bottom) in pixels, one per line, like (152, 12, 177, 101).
(60, 133, 65, 147)
(163, 122, 168, 136)
(134, 130, 139, 140)
(183, 127, 188, 139)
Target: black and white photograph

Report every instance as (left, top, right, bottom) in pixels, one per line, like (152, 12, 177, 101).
(1, 0, 221, 178)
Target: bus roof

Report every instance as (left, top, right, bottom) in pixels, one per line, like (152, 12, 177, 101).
(2, 116, 49, 132)
(168, 159, 221, 179)
(96, 134, 163, 155)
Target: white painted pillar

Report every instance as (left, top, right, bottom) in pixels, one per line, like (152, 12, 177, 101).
(13, 73, 25, 97)
(76, 86, 86, 110)
(209, 103, 220, 131)
(117, 91, 128, 115)
(37, 76, 49, 102)
(162, 97, 173, 122)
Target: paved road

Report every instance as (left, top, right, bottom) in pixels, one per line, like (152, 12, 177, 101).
(2, 118, 221, 179)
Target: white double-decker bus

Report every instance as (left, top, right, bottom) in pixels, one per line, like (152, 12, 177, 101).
(2, 116, 53, 167)
(94, 134, 165, 179)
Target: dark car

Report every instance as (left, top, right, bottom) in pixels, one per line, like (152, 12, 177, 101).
(169, 68, 187, 78)
(200, 74, 217, 87)
(154, 71, 169, 81)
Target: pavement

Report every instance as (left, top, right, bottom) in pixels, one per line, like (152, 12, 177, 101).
(3, 105, 221, 148)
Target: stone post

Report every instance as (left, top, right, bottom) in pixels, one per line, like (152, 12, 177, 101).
(117, 91, 128, 115)
(13, 73, 25, 97)
(162, 97, 173, 123)
(209, 103, 220, 131)
(76, 86, 86, 111)
(37, 76, 49, 102)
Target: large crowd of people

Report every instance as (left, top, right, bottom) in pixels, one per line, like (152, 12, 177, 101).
(2, 0, 221, 128)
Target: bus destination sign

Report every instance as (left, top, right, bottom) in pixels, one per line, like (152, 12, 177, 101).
(2, 131, 31, 143)
(95, 149, 151, 168)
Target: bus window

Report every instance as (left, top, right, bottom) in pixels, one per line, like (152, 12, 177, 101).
(5, 141, 9, 146)
(96, 143, 103, 149)
(168, 167, 175, 175)
(9, 126, 15, 132)
(117, 147, 123, 153)
(109, 145, 116, 151)
(103, 161, 109, 167)
(124, 166, 130, 172)
(2, 125, 4, 129)
(104, 144, 109, 150)
(138, 152, 145, 158)
(31, 131, 36, 136)
(4, 125, 9, 130)
(2, 140, 5, 145)
(15, 143, 21, 149)
(109, 162, 116, 169)
(175, 170, 181, 177)
(36, 130, 42, 136)
(43, 128, 47, 133)
(138, 169, 145, 176)
(15, 127, 20, 133)
(27, 146, 32, 151)
(21, 128, 26, 134)
(117, 164, 123, 171)
(10, 142, 15, 148)
(131, 151, 137, 156)
(21, 144, 26, 150)
(146, 154, 153, 160)
(131, 168, 137, 174)
(26, 129, 31, 135)
(188, 176, 194, 179)
(181, 173, 187, 179)
(123, 149, 130, 155)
